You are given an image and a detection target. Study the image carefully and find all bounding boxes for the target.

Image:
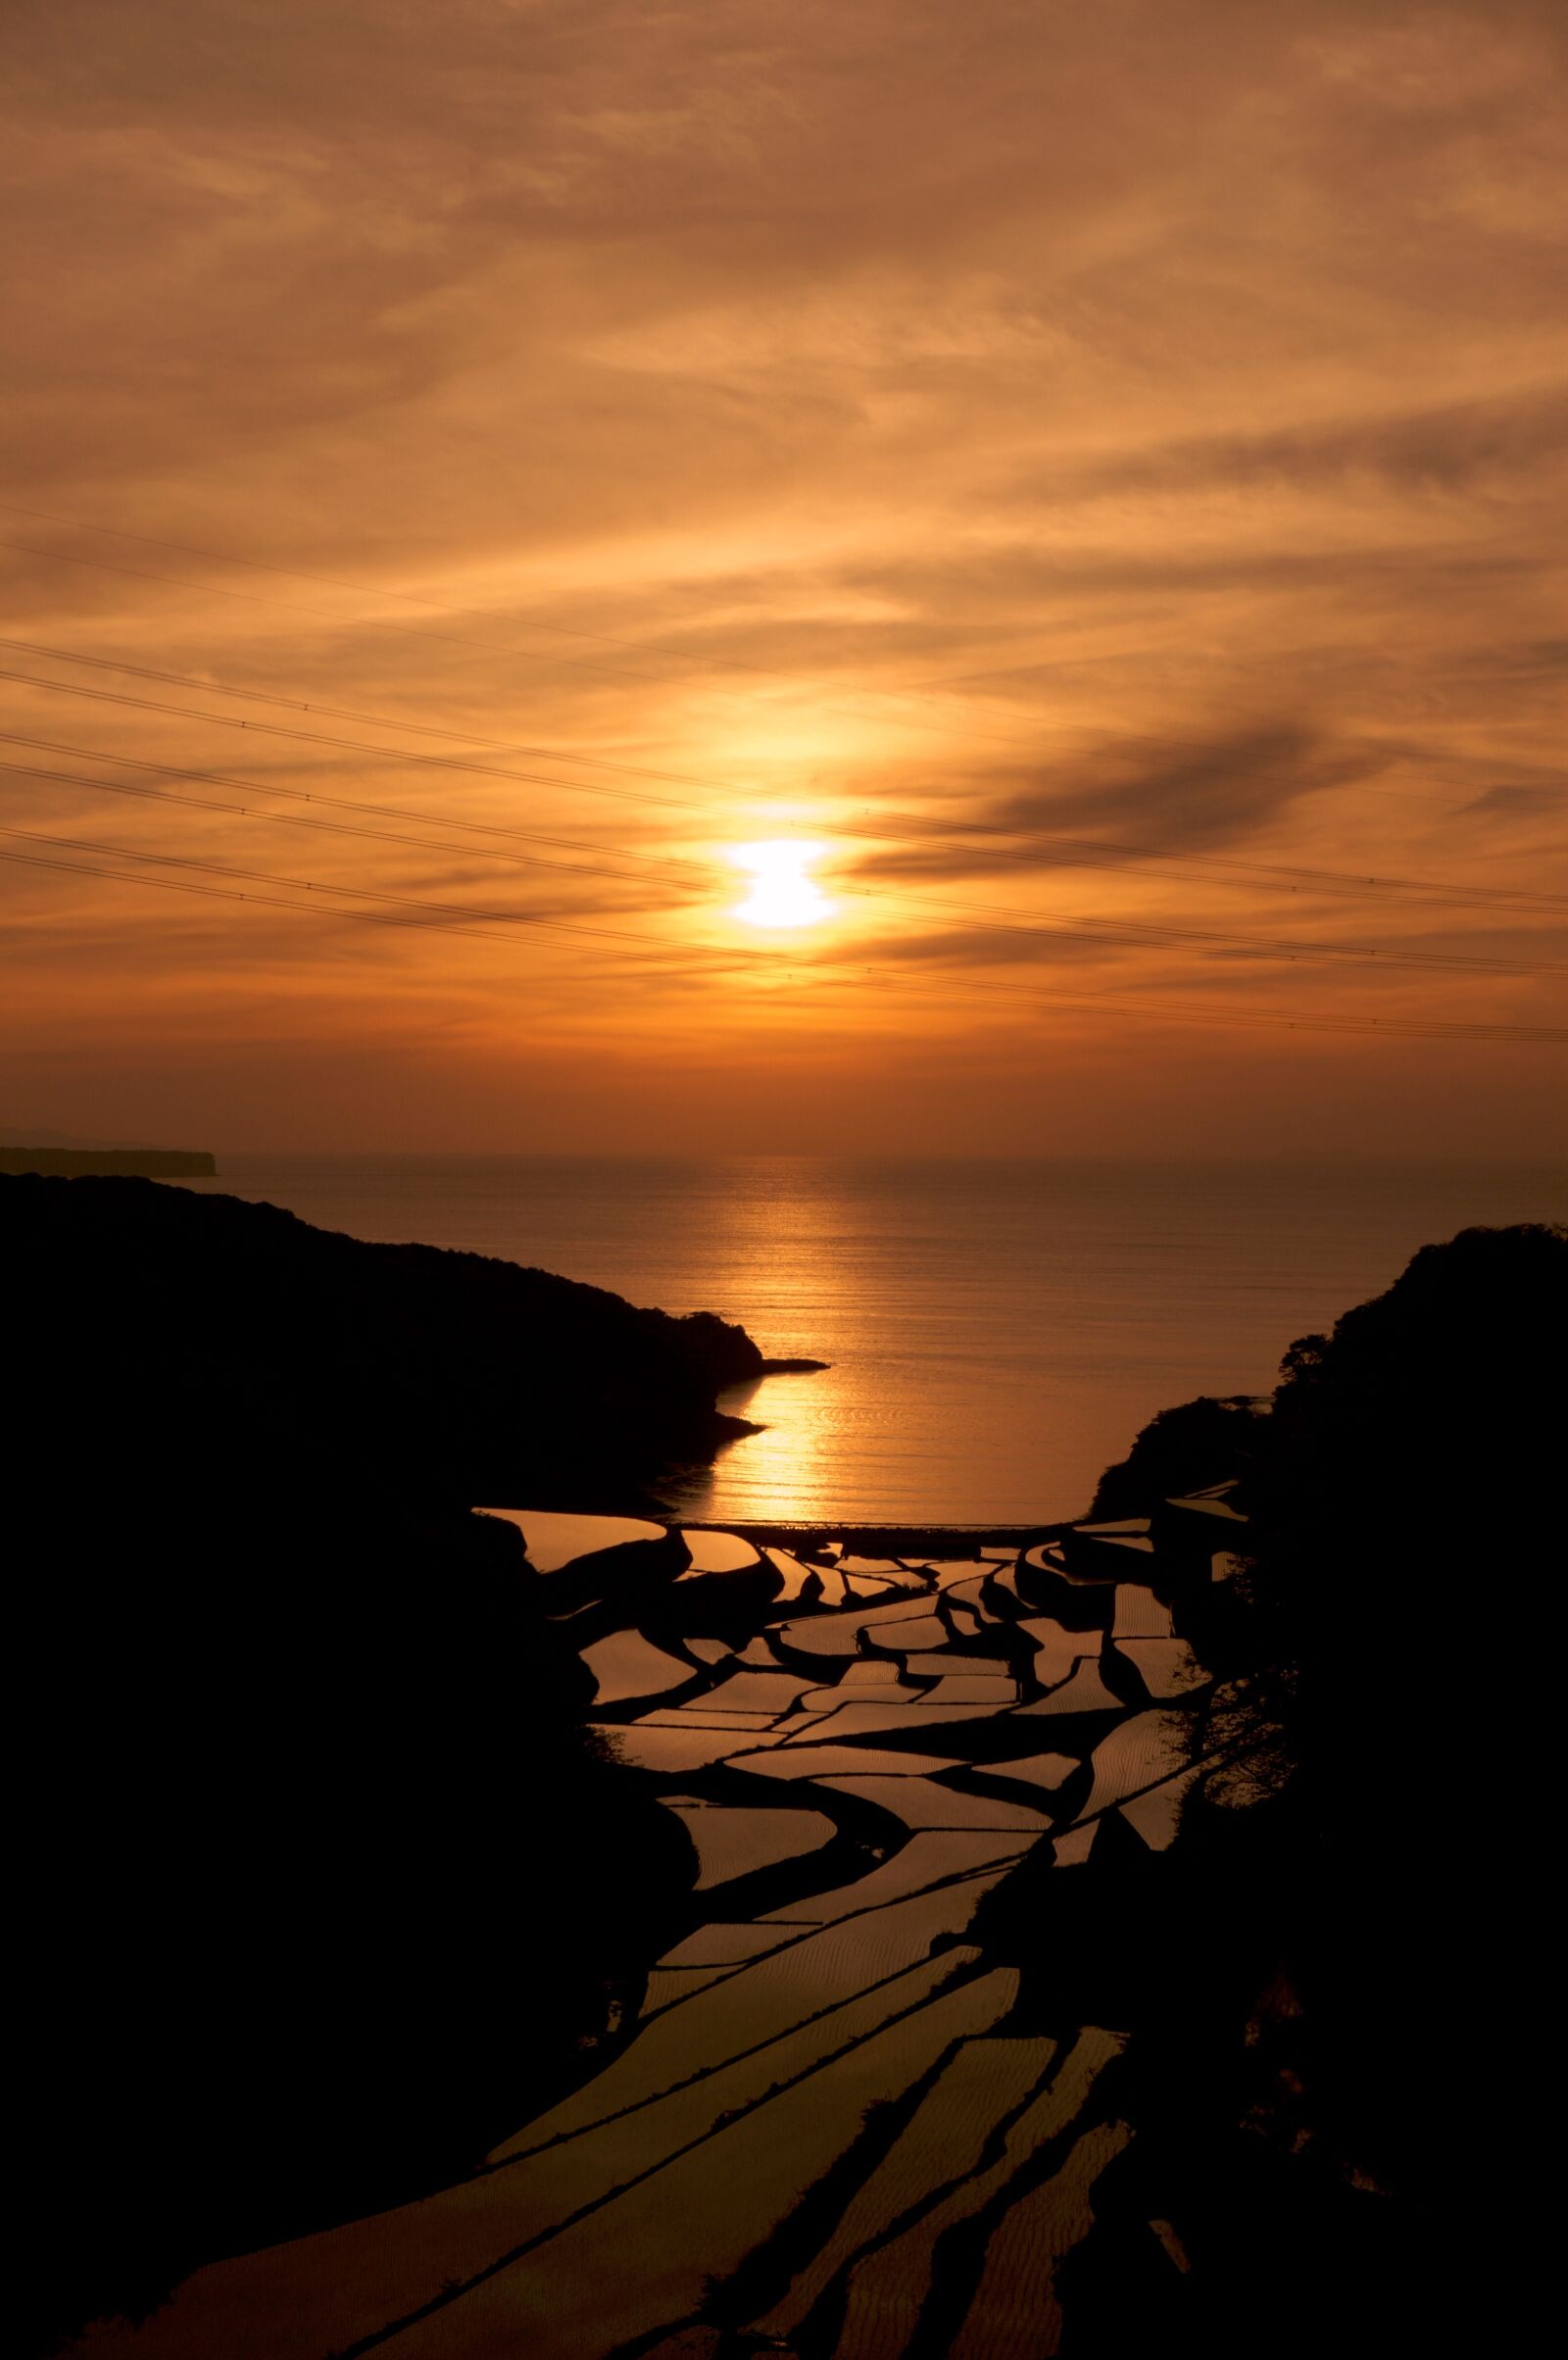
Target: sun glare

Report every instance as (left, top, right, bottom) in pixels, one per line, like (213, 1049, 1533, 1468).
(732, 840, 830, 929)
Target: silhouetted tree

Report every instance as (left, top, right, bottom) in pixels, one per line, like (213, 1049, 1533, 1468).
(1087, 1393, 1267, 1519)
(1044, 1224, 1567, 2354)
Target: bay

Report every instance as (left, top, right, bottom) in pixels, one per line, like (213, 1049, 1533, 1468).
(178, 1155, 1565, 1524)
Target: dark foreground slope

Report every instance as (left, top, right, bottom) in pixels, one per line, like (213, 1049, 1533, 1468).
(3, 1178, 790, 2351)
(36, 1230, 1560, 2360)
(1035, 1222, 1568, 2353)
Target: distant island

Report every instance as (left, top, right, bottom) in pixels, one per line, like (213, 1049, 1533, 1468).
(0, 1146, 217, 1177)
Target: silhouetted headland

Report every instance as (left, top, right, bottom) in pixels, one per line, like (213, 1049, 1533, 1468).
(4, 1173, 823, 2352)
(11, 1200, 1562, 2358)
(2, 1172, 820, 1509)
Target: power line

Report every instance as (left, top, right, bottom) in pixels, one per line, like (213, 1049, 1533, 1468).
(0, 728, 710, 879)
(4, 674, 1563, 978)
(846, 875, 1563, 977)
(0, 843, 753, 978)
(1, 818, 720, 957)
(3, 524, 1551, 807)
(0, 516, 1042, 751)
(5, 630, 1563, 915)
(5, 826, 1565, 1045)
(0, 753, 710, 899)
(6, 744, 1560, 982)
(39, 499, 1473, 789)
(835, 816, 1568, 914)
(0, 626, 757, 793)
(0, 662, 699, 817)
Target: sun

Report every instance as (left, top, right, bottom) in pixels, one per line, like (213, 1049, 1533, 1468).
(731, 840, 831, 929)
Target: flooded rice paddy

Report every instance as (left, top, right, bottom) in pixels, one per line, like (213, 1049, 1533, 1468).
(69, 1494, 1242, 2360)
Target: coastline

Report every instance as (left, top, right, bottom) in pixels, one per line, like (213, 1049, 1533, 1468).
(14, 1187, 1562, 2356)
(157, 1150, 1568, 1526)
(658, 1516, 1069, 1552)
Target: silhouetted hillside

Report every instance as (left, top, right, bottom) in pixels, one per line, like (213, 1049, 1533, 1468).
(1054, 1221, 1568, 2351)
(13, 1493, 705, 2355)
(1087, 1392, 1268, 1518)
(1208, 1226, 1565, 2209)
(2, 1173, 784, 1509)
(4, 1176, 798, 2351)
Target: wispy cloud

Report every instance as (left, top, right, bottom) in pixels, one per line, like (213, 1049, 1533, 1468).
(2, 0, 1564, 1147)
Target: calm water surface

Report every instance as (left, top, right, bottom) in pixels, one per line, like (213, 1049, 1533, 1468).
(183, 1156, 1565, 1524)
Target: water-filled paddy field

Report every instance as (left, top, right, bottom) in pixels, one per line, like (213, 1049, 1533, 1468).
(68, 1491, 1244, 2359)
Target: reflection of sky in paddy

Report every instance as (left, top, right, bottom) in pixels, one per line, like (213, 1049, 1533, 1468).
(90, 1488, 1215, 2359)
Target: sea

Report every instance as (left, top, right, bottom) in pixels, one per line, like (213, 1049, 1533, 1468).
(179, 1156, 1564, 1527)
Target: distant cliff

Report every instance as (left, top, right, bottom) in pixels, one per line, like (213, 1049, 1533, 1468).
(0, 1145, 216, 1177)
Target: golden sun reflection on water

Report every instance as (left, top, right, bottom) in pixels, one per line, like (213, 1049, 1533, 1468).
(661, 1157, 870, 1522)
(172, 1154, 1568, 1528)
(709, 1367, 834, 1519)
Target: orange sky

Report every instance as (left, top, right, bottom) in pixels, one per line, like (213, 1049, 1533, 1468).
(2, 0, 1565, 1155)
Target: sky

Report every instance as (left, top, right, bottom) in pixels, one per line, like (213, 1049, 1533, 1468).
(2, 0, 1565, 1155)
